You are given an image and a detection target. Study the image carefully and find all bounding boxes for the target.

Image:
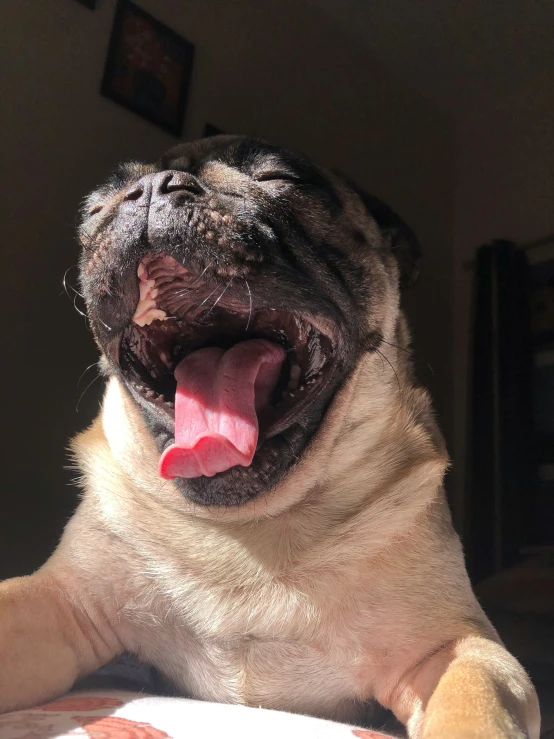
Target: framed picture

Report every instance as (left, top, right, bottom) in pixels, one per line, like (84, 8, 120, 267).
(101, 0, 195, 136)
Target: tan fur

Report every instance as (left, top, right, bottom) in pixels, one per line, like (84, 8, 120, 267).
(0, 245, 540, 735)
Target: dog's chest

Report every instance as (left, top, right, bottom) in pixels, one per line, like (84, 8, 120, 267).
(132, 553, 375, 717)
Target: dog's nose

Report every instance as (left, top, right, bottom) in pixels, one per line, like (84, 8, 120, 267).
(123, 170, 204, 203)
(158, 171, 204, 196)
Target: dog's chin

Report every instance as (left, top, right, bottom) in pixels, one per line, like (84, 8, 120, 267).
(170, 425, 312, 507)
(132, 387, 340, 507)
(105, 254, 344, 508)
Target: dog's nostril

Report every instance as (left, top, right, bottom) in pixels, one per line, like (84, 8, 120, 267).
(161, 172, 203, 196)
(124, 185, 144, 201)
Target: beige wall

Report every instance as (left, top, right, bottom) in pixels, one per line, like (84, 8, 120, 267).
(452, 79, 554, 528)
(1, 0, 455, 575)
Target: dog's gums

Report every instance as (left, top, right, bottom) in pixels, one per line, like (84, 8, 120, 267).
(122, 254, 336, 479)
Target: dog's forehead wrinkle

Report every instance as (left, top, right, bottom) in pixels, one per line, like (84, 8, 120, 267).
(162, 138, 324, 183)
(199, 160, 252, 188)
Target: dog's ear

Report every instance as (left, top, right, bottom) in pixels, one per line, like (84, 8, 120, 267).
(335, 172, 421, 289)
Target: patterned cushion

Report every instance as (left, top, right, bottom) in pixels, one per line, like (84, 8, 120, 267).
(0, 691, 396, 738)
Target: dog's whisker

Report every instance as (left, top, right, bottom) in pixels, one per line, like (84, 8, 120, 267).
(198, 282, 223, 308)
(207, 278, 234, 315)
(73, 295, 89, 321)
(375, 347, 400, 392)
(61, 266, 81, 299)
(168, 264, 212, 300)
(77, 361, 99, 388)
(380, 337, 435, 376)
(283, 438, 301, 463)
(172, 284, 200, 300)
(98, 316, 112, 332)
(196, 263, 211, 279)
(245, 278, 253, 331)
(75, 371, 102, 412)
(379, 338, 409, 355)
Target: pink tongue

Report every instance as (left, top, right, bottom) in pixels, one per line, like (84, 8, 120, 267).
(158, 339, 286, 479)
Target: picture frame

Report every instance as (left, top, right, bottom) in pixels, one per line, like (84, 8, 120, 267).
(101, 0, 195, 136)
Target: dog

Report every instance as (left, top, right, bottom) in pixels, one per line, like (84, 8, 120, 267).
(0, 136, 540, 738)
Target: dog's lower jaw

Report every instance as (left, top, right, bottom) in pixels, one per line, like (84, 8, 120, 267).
(97, 354, 368, 521)
(96, 311, 448, 528)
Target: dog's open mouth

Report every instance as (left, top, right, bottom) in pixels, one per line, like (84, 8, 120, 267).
(119, 255, 336, 480)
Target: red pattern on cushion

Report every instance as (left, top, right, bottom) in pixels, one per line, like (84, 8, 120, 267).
(70, 715, 170, 738)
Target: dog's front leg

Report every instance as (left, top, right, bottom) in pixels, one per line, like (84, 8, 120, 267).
(0, 570, 121, 713)
(387, 635, 540, 739)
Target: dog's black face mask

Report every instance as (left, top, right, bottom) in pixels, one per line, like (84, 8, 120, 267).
(78, 136, 419, 507)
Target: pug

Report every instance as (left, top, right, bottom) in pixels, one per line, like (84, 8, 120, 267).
(0, 137, 539, 738)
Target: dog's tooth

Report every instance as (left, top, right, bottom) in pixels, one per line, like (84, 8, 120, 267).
(287, 364, 301, 390)
(159, 351, 171, 368)
(141, 308, 168, 325)
(159, 394, 165, 402)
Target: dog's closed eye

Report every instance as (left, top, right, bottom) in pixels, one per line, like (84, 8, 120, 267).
(253, 171, 300, 183)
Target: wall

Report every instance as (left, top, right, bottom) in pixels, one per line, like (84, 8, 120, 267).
(1, 0, 455, 577)
(452, 78, 554, 528)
